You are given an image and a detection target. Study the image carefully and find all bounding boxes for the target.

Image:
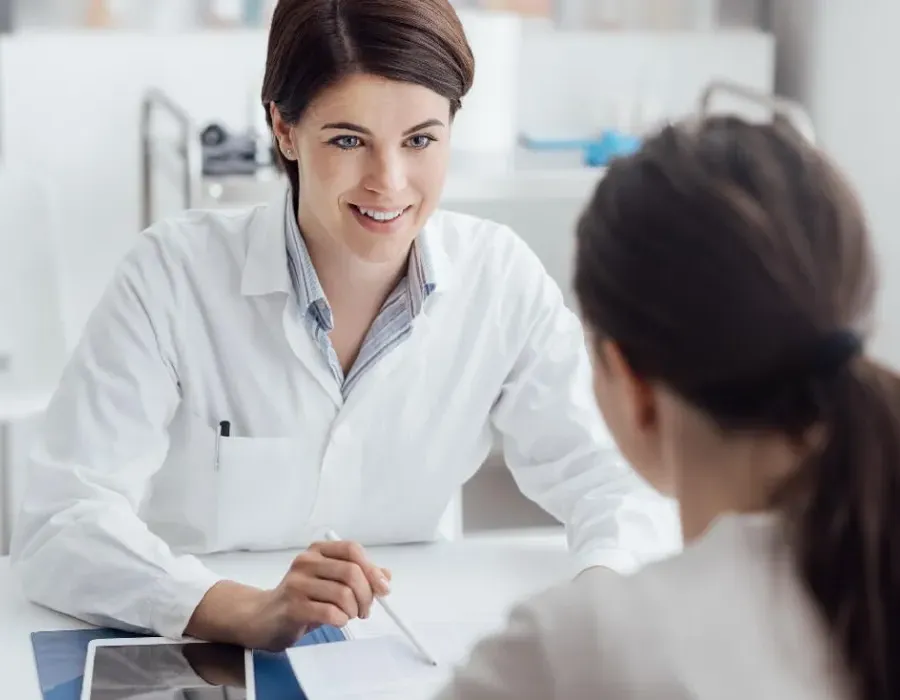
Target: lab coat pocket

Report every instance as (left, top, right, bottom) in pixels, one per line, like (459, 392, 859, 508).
(213, 434, 318, 552)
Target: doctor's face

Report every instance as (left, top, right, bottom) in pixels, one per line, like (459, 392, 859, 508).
(274, 73, 452, 265)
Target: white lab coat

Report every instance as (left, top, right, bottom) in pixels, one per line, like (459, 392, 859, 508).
(10, 186, 674, 639)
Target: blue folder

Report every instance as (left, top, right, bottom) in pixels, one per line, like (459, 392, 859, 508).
(30, 625, 346, 700)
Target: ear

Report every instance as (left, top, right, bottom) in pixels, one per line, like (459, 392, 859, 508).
(601, 340, 658, 432)
(269, 102, 296, 160)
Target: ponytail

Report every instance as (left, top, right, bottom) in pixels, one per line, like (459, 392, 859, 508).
(788, 358, 900, 699)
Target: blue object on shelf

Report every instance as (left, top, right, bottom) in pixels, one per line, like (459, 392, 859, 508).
(584, 131, 642, 167)
(520, 130, 643, 167)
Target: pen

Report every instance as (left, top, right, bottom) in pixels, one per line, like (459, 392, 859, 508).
(323, 529, 438, 666)
(215, 420, 230, 471)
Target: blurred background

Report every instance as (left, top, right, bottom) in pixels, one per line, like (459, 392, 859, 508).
(0, 0, 894, 553)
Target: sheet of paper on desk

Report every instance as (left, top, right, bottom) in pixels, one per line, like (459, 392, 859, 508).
(287, 628, 474, 700)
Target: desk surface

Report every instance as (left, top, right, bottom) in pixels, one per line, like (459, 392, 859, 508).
(1, 529, 571, 700)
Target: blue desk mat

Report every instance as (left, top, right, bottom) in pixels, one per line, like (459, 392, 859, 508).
(31, 625, 346, 700)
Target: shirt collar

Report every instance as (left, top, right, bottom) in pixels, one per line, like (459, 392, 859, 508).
(283, 196, 333, 329)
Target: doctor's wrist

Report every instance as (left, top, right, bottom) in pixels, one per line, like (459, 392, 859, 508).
(184, 579, 268, 649)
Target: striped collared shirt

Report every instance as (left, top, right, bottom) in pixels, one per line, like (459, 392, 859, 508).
(284, 196, 437, 397)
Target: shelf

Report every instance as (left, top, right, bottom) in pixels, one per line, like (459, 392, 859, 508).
(190, 166, 604, 212)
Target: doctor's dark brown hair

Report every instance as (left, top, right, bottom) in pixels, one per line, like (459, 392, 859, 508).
(574, 116, 900, 699)
(261, 0, 475, 203)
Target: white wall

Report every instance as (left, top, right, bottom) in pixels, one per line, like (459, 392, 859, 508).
(772, 1, 900, 368)
(1, 31, 272, 346)
(518, 28, 773, 138)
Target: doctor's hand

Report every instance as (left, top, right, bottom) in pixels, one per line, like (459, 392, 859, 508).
(186, 540, 392, 652)
(256, 540, 392, 650)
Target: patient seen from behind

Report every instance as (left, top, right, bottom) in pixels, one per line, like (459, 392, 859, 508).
(435, 116, 900, 700)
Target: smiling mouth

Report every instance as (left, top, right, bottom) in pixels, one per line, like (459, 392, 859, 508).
(351, 204, 411, 222)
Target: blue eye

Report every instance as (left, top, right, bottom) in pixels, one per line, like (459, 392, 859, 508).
(331, 135, 362, 150)
(406, 134, 436, 150)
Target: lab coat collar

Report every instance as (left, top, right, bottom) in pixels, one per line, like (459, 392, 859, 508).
(240, 184, 294, 297)
(240, 182, 456, 301)
(417, 213, 455, 301)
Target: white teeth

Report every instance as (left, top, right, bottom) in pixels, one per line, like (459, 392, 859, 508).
(357, 206, 405, 222)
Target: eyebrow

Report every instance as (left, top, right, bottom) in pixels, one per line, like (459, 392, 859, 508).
(320, 119, 446, 136)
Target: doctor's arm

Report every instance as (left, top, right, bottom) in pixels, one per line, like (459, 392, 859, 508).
(10, 233, 391, 648)
(8, 235, 224, 639)
(490, 243, 678, 576)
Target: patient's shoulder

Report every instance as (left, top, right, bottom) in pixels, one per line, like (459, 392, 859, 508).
(507, 566, 677, 698)
(515, 513, 814, 699)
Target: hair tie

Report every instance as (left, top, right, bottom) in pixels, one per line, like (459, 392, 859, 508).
(812, 329, 863, 377)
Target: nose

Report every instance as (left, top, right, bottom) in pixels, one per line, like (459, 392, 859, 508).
(364, 148, 407, 195)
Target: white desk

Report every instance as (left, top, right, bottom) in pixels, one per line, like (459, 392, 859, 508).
(0, 529, 571, 700)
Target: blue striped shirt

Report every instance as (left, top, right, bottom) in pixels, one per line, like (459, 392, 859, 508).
(284, 198, 437, 397)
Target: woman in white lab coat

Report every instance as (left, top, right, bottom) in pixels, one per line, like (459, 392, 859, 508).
(9, 0, 670, 652)
(435, 118, 900, 699)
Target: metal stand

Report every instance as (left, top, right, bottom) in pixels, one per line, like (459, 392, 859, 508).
(140, 89, 204, 231)
(697, 79, 817, 143)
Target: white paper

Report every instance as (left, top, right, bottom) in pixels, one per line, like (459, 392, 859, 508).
(288, 635, 447, 700)
(287, 622, 489, 700)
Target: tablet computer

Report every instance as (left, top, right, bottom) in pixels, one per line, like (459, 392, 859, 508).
(80, 636, 255, 700)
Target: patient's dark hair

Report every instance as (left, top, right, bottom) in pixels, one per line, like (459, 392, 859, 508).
(574, 116, 900, 699)
(261, 0, 475, 205)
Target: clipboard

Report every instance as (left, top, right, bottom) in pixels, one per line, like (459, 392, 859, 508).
(30, 625, 346, 700)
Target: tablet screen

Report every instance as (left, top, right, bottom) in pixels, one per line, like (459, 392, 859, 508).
(84, 641, 249, 699)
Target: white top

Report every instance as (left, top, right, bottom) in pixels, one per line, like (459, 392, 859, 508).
(436, 513, 852, 700)
(9, 186, 674, 640)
